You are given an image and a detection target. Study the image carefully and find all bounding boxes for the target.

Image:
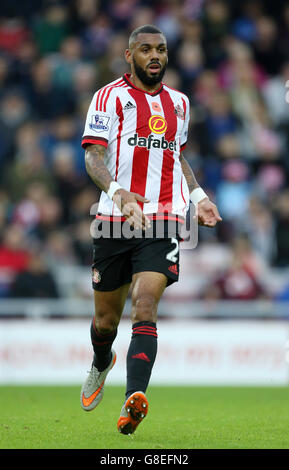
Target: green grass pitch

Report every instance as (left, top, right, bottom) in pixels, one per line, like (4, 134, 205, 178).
(0, 385, 289, 449)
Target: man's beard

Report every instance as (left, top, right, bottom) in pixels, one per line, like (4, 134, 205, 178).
(133, 57, 167, 86)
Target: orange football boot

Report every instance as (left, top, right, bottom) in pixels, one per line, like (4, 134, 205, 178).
(117, 391, 148, 434)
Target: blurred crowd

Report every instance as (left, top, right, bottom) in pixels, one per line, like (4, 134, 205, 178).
(0, 0, 289, 303)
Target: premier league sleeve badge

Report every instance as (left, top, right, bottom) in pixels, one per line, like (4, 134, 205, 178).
(89, 114, 110, 133)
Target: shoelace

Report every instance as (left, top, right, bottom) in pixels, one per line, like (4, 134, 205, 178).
(86, 365, 100, 387)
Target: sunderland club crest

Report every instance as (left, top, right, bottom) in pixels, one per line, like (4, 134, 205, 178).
(174, 104, 185, 120)
(92, 268, 101, 284)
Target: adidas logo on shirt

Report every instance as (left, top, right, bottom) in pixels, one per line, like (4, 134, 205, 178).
(123, 101, 136, 110)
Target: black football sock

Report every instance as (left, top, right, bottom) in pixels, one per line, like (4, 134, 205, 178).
(90, 317, 117, 372)
(125, 321, 158, 400)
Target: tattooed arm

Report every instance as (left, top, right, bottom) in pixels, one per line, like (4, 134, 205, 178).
(179, 153, 222, 227)
(85, 144, 114, 192)
(85, 144, 150, 229)
(179, 153, 200, 193)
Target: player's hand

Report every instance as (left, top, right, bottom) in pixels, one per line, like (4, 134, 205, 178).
(112, 189, 151, 230)
(194, 198, 222, 228)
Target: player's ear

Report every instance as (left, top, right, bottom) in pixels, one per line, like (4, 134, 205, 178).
(125, 48, 132, 65)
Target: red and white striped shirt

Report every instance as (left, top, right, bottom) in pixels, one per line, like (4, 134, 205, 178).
(82, 73, 190, 221)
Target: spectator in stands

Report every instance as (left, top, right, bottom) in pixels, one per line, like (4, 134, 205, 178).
(27, 58, 75, 120)
(0, 223, 30, 297)
(44, 230, 77, 269)
(201, 235, 269, 301)
(31, 3, 70, 55)
(177, 41, 204, 95)
(202, 0, 230, 67)
(49, 36, 84, 89)
(252, 16, 286, 76)
(216, 159, 252, 222)
(81, 13, 114, 60)
(0, 17, 30, 55)
(262, 61, 289, 127)
(204, 90, 238, 149)
(243, 197, 276, 264)
(3, 121, 55, 201)
(9, 248, 59, 298)
(273, 190, 289, 267)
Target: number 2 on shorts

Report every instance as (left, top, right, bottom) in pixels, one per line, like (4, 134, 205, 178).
(166, 237, 179, 263)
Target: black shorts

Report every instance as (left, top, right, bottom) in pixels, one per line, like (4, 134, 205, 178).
(91, 220, 182, 291)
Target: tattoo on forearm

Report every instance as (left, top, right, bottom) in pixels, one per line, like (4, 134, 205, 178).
(85, 144, 114, 192)
(179, 154, 199, 193)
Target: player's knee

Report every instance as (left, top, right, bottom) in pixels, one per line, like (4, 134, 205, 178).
(131, 294, 157, 323)
(94, 311, 119, 334)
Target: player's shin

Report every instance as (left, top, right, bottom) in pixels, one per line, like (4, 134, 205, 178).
(90, 318, 117, 371)
(125, 321, 158, 399)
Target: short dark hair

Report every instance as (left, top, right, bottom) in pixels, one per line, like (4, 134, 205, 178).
(129, 24, 165, 48)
